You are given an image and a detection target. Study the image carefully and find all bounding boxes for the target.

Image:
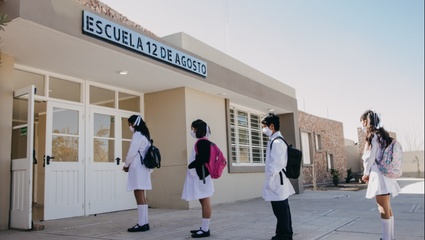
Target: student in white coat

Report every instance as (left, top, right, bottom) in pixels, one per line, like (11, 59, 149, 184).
(360, 110, 400, 240)
(182, 119, 214, 238)
(261, 113, 295, 240)
(123, 115, 152, 232)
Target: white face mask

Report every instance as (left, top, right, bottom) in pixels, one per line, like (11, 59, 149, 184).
(190, 130, 197, 138)
(262, 127, 273, 137)
(361, 126, 367, 133)
(129, 126, 135, 133)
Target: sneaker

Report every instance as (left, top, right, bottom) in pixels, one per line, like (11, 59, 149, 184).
(127, 223, 150, 232)
(192, 229, 210, 238)
(190, 228, 202, 234)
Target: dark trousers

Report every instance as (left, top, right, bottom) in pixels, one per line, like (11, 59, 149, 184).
(271, 199, 293, 240)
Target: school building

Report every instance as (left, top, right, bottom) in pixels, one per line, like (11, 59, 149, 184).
(0, 0, 304, 230)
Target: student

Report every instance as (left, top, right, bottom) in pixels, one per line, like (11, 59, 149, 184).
(261, 113, 295, 240)
(182, 119, 214, 238)
(123, 115, 152, 232)
(360, 110, 400, 240)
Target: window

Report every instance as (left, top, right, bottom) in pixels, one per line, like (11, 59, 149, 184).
(326, 152, 334, 171)
(90, 85, 140, 112)
(301, 131, 312, 165)
(49, 76, 81, 102)
(13, 68, 83, 102)
(118, 92, 140, 112)
(90, 86, 115, 108)
(230, 106, 267, 165)
(315, 133, 322, 151)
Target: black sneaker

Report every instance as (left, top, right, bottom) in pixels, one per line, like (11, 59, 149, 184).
(190, 228, 202, 234)
(191, 229, 210, 238)
(127, 223, 150, 232)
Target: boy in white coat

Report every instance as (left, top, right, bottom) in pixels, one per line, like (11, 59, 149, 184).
(261, 113, 296, 240)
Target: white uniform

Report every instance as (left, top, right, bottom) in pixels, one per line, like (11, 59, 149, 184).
(263, 132, 295, 201)
(362, 135, 400, 199)
(182, 144, 214, 201)
(125, 132, 152, 191)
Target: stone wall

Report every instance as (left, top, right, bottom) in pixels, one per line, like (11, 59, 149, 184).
(298, 111, 347, 184)
(74, 0, 157, 37)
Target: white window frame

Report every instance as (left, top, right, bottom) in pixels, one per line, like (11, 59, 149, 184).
(230, 105, 267, 166)
(301, 131, 313, 165)
(315, 133, 322, 151)
(326, 152, 334, 171)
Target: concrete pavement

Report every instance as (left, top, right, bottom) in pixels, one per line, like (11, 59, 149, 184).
(0, 178, 423, 240)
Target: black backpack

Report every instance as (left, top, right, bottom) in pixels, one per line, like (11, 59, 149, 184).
(138, 139, 161, 169)
(270, 136, 302, 179)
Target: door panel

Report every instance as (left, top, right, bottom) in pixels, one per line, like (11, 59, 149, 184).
(88, 108, 134, 214)
(44, 102, 84, 220)
(10, 86, 35, 229)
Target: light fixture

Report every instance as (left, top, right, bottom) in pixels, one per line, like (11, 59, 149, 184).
(118, 70, 128, 75)
(218, 93, 227, 96)
(267, 108, 275, 112)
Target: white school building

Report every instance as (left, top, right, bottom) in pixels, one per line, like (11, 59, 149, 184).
(0, 0, 303, 230)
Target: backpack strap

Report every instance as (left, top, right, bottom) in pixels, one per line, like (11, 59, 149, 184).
(270, 136, 288, 184)
(202, 164, 206, 184)
(138, 150, 144, 165)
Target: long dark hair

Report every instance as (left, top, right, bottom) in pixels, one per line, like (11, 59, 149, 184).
(191, 119, 210, 138)
(128, 115, 150, 139)
(360, 110, 392, 149)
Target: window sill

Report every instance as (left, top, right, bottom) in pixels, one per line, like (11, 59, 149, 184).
(229, 164, 265, 173)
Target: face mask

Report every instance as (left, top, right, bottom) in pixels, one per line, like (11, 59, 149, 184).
(361, 126, 367, 133)
(129, 126, 135, 133)
(190, 130, 197, 138)
(262, 127, 272, 137)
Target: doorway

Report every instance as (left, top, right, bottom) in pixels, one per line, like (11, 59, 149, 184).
(11, 92, 85, 226)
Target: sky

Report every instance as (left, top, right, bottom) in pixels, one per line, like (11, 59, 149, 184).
(101, 0, 424, 150)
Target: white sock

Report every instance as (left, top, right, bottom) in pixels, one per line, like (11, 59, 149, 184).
(201, 218, 210, 232)
(381, 218, 391, 240)
(390, 216, 394, 240)
(144, 204, 149, 225)
(137, 205, 146, 226)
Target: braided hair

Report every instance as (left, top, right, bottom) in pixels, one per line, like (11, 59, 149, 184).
(360, 110, 392, 150)
(128, 115, 150, 139)
(191, 119, 211, 138)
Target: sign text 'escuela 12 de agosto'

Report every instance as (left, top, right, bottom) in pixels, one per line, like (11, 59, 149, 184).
(82, 11, 207, 77)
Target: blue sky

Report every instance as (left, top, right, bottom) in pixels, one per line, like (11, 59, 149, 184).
(101, 0, 424, 150)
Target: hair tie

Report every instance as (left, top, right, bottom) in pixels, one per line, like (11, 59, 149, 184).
(375, 112, 383, 129)
(134, 115, 141, 127)
(206, 124, 211, 137)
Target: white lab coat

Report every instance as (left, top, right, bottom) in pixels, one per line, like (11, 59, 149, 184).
(125, 132, 152, 191)
(263, 132, 295, 201)
(362, 135, 400, 198)
(182, 143, 214, 201)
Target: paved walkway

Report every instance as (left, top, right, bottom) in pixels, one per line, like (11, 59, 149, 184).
(0, 178, 423, 240)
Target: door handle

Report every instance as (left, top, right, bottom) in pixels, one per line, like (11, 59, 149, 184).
(115, 157, 121, 165)
(46, 155, 55, 165)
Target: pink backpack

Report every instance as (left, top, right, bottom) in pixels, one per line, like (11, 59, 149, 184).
(375, 140, 403, 178)
(195, 138, 227, 179)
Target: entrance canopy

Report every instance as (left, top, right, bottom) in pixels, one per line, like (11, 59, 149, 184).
(0, 0, 297, 114)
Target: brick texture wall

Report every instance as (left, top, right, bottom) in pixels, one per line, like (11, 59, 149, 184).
(75, 0, 157, 37)
(298, 111, 347, 184)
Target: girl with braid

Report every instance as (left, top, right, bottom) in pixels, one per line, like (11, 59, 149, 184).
(360, 110, 400, 240)
(123, 115, 152, 232)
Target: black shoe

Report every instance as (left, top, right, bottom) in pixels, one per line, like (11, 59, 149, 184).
(191, 229, 210, 238)
(127, 223, 150, 232)
(190, 228, 202, 234)
(271, 236, 292, 240)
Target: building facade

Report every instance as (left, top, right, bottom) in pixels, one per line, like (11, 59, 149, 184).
(0, 0, 303, 230)
(297, 111, 347, 185)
